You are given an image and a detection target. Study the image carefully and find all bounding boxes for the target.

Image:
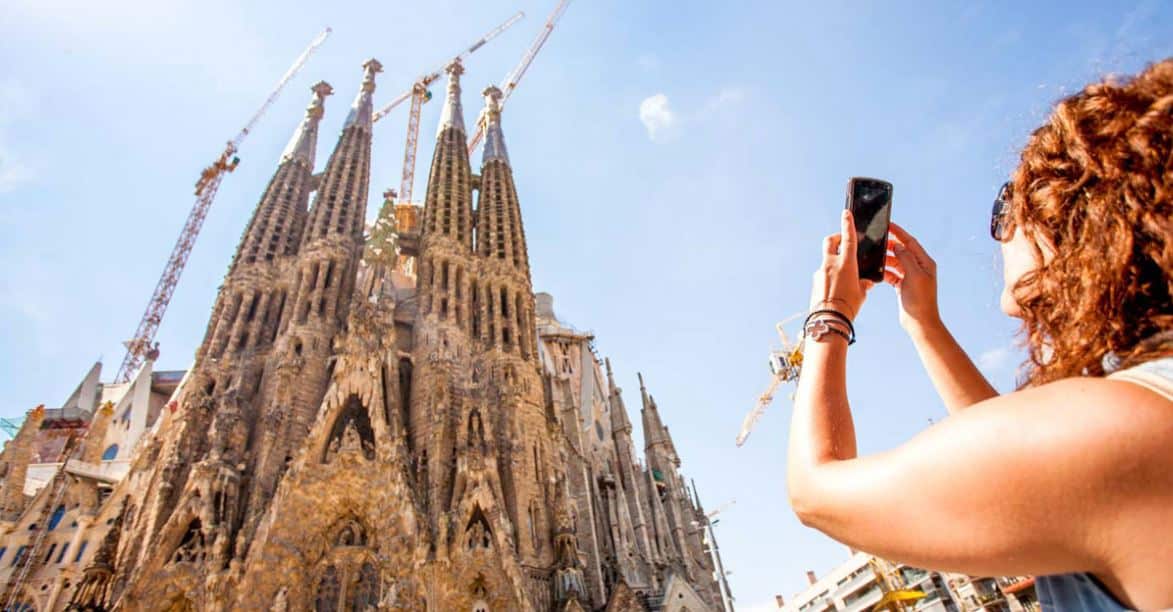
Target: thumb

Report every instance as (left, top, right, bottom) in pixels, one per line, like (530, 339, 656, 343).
(840, 210, 858, 262)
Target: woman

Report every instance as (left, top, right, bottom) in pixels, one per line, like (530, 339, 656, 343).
(787, 60, 1172, 610)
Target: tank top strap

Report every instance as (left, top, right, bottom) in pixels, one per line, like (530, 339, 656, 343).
(1106, 356, 1173, 401)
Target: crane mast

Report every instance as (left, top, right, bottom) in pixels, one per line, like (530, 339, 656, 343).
(372, 11, 524, 204)
(468, 0, 572, 154)
(114, 28, 331, 384)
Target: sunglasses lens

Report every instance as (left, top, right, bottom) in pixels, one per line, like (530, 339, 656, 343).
(991, 182, 1010, 241)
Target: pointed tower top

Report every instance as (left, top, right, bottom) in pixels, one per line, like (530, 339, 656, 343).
(637, 372, 650, 407)
(280, 81, 333, 165)
(480, 85, 510, 165)
(639, 376, 678, 461)
(436, 59, 466, 136)
(344, 59, 382, 130)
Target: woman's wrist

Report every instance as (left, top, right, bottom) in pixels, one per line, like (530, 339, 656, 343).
(903, 312, 946, 341)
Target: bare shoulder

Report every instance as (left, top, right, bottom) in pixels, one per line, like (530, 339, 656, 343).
(960, 376, 1173, 482)
(966, 377, 1173, 572)
(980, 376, 1173, 446)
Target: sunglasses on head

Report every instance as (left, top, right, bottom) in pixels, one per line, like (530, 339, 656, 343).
(991, 181, 1011, 241)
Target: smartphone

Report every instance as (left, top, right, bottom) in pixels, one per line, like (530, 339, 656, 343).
(845, 177, 893, 282)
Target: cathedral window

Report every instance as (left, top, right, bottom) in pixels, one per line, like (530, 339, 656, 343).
(43, 542, 57, 564)
(323, 395, 376, 462)
(398, 358, 413, 431)
(271, 292, 287, 341)
(465, 506, 492, 551)
(470, 281, 481, 338)
(323, 260, 335, 289)
(467, 410, 485, 449)
(245, 293, 260, 322)
(56, 542, 70, 564)
(314, 565, 341, 612)
(11, 545, 27, 567)
(528, 502, 540, 551)
(308, 262, 321, 289)
(172, 519, 205, 564)
(48, 504, 66, 530)
(334, 519, 366, 547)
(347, 562, 380, 609)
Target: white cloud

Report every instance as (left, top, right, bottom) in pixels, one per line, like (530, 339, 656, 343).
(639, 93, 676, 141)
(977, 346, 1012, 372)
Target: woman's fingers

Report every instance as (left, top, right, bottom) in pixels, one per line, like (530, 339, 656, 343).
(884, 269, 903, 287)
(890, 222, 937, 274)
(892, 243, 923, 275)
(823, 233, 842, 254)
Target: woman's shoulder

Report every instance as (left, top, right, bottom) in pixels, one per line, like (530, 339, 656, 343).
(967, 373, 1172, 478)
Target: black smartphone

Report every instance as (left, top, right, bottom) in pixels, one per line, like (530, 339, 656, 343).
(844, 177, 893, 282)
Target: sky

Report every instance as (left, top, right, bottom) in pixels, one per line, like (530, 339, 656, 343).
(1, 0, 1170, 609)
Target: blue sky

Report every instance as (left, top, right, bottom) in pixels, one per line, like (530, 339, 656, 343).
(1, 0, 1169, 609)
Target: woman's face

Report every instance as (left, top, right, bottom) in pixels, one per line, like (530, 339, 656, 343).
(999, 225, 1050, 317)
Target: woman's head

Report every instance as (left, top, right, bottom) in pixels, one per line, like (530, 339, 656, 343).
(1004, 58, 1173, 385)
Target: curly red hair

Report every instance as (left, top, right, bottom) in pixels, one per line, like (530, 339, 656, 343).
(1010, 58, 1173, 385)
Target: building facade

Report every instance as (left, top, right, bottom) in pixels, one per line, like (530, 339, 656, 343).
(0, 58, 724, 611)
(778, 552, 959, 612)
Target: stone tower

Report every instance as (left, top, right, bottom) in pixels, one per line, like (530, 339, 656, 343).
(239, 58, 382, 551)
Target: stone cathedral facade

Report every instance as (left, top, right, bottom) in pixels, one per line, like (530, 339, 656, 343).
(0, 58, 725, 611)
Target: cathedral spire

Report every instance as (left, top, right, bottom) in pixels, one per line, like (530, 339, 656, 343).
(280, 81, 333, 166)
(638, 374, 677, 461)
(607, 358, 633, 435)
(343, 59, 382, 130)
(418, 59, 473, 250)
(480, 85, 509, 165)
(437, 60, 466, 136)
(474, 86, 530, 278)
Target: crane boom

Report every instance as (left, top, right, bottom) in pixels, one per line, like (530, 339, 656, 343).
(114, 28, 331, 384)
(371, 11, 523, 124)
(232, 27, 332, 149)
(371, 11, 524, 204)
(468, 0, 572, 153)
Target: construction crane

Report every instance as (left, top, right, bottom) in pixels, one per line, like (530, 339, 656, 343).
(735, 312, 805, 447)
(691, 492, 735, 612)
(371, 11, 524, 204)
(0, 417, 22, 441)
(468, 0, 573, 154)
(114, 28, 332, 384)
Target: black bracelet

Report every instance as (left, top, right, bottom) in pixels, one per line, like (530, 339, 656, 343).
(804, 309, 855, 339)
(804, 317, 854, 345)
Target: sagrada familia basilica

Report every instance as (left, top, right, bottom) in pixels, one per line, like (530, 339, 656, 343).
(0, 58, 728, 611)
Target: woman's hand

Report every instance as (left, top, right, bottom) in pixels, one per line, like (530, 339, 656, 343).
(886, 222, 941, 331)
(809, 210, 872, 320)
